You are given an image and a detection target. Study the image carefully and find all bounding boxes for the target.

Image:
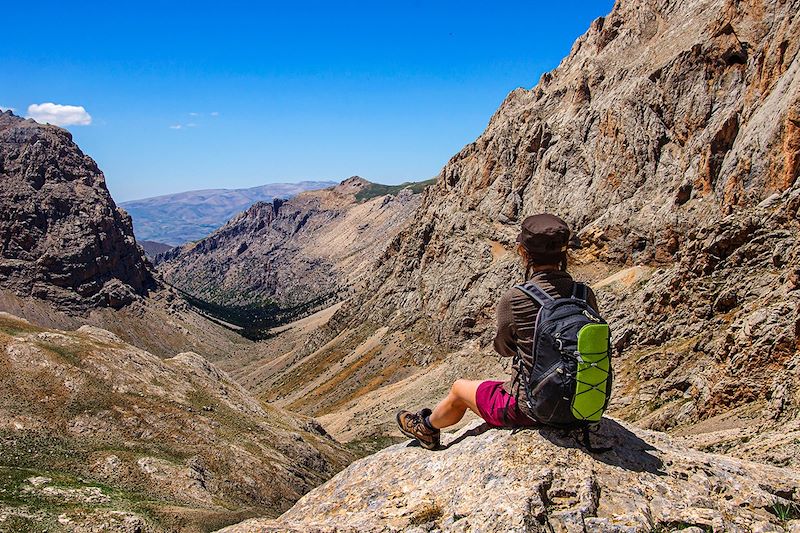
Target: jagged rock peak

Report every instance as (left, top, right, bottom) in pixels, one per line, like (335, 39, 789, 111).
(220, 419, 800, 532)
(0, 112, 157, 311)
(334, 175, 371, 194)
(240, 197, 284, 219)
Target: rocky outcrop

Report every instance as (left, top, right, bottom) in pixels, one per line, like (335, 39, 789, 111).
(156, 177, 425, 310)
(0, 311, 352, 532)
(0, 111, 156, 311)
(220, 419, 800, 532)
(237, 0, 800, 457)
(605, 184, 800, 439)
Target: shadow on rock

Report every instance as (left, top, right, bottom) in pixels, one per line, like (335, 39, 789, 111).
(404, 423, 495, 450)
(439, 418, 664, 475)
(442, 423, 494, 449)
(536, 418, 665, 475)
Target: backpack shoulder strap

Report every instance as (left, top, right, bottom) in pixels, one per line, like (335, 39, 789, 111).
(514, 281, 554, 307)
(572, 282, 587, 301)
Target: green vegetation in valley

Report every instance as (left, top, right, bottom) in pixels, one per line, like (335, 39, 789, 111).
(178, 288, 337, 340)
(0, 429, 263, 532)
(34, 340, 84, 367)
(0, 316, 43, 337)
(0, 463, 158, 532)
(354, 178, 437, 202)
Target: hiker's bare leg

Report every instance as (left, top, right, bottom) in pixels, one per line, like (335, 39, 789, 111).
(428, 379, 482, 429)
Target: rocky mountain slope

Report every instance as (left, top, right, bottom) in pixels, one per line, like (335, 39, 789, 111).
(156, 177, 427, 314)
(0, 110, 265, 361)
(121, 180, 336, 246)
(0, 312, 352, 532)
(0, 284, 255, 364)
(340, 0, 800, 357)
(221, 419, 800, 532)
(225, 0, 800, 466)
(0, 111, 156, 312)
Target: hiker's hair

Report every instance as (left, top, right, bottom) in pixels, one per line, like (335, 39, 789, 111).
(517, 243, 568, 280)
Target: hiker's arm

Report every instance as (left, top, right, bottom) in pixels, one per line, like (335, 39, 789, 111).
(493, 289, 517, 358)
(587, 286, 600, 313)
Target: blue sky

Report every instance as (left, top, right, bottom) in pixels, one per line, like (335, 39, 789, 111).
(1, 1, 614, 202)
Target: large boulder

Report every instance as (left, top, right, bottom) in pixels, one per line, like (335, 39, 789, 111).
(220, 418, 800, 532)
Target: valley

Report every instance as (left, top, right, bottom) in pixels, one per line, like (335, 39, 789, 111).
(1, 0, 799, 530)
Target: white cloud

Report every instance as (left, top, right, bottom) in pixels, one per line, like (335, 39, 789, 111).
(0, 106, 15, 113)
(169, 124, 183, 130)
(27, 103, 92, 126)
(186, 122, 197, 128)
(189, 112, 200, 116)
(210, 111, 219, 116)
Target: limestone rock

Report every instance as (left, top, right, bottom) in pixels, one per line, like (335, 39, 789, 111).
(334, 0, 800, 359)
(236, 0, 800, 463)
(0, 311, 353, 531)
(219, 419, 800, 532)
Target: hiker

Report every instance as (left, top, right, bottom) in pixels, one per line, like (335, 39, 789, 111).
(396, 213, 610, 450)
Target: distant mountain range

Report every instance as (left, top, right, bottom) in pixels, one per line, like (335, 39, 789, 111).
(121, 181, 337, 245)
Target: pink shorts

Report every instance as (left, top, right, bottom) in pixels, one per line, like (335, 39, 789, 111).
(475, 380, 538, 428)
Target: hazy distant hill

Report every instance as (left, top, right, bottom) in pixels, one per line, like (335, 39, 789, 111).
(121, 181, 336, 245)
(139, 239, 174, 259)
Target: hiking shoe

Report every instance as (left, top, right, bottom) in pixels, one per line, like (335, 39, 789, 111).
(396, 408, 440, 450)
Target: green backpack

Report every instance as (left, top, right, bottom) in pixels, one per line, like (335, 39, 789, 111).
(512, 281, 613, 447)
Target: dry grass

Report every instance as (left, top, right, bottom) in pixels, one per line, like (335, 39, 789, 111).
(409, 502, 443, 526)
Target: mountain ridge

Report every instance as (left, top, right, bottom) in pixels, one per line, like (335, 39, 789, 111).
(121, 180, 337, 246)
(0, 110, 156, 312)
(155, 176, 431, 332)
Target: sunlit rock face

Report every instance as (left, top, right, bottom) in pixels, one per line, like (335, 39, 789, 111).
(221, 418, 800, 532)
(156, 176, 424, 310)
(258, 0, 799, 454)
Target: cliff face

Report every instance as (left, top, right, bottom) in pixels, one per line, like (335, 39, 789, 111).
(0, 111, 257, 361)
(343, 0, 799, 344)
(0, 111, 156, 311)
(232, 0, 799, 458)
(156, 177, 424, 310)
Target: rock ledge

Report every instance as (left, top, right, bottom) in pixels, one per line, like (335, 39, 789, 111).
(220, 418, 800, 532)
